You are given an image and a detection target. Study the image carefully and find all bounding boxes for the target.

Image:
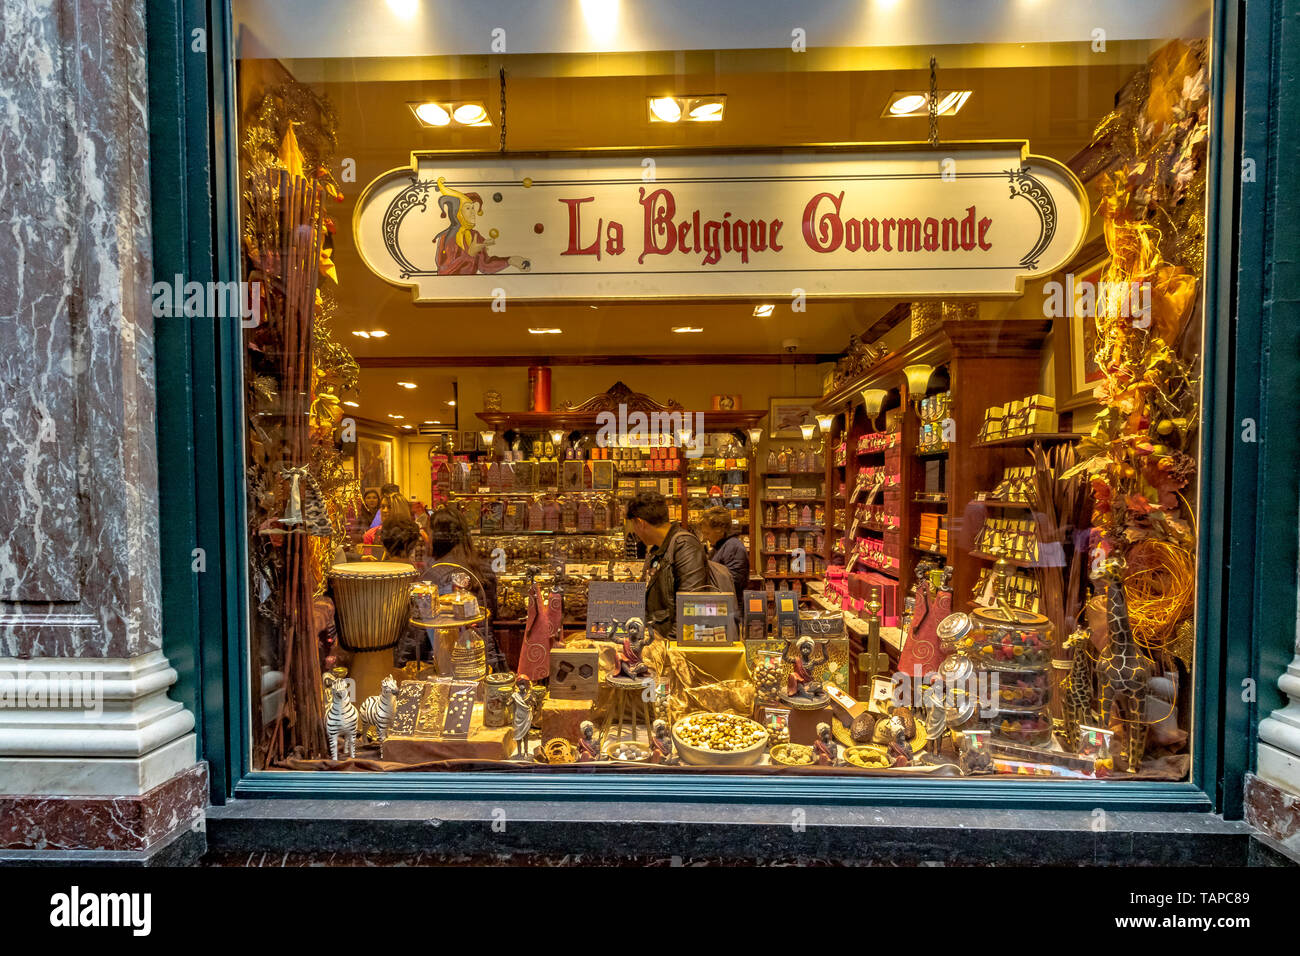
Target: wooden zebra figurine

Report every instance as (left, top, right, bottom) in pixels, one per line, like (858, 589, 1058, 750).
(360, 674, 399, 744)
(325, 680, 359, 761)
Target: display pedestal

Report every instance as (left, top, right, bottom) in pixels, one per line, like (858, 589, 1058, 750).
(382, 724, 514, 763)
(675, 642, 750, 682)
(541, 697, 597, 743)
(348, 649, 398, 710)
(780, 697, 832, 745)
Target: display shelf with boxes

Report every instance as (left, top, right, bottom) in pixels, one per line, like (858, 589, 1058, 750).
(755, 438, 826, 595)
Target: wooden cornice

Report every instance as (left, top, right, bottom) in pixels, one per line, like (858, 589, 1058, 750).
(815, 318, 1050, 411)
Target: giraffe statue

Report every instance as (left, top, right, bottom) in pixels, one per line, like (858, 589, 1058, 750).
(1060, 629, 1094, 753)
(1095, 559, 1153, 773)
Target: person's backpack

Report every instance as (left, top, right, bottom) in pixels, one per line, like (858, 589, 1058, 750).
(704, 558, 737, 596)
(664, 530, 735, 597)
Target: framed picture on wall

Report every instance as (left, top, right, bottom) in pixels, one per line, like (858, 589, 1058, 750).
(768, 397, 820, 439)
(356, 434, 394, 491)
(1055, 251, 1108, 411)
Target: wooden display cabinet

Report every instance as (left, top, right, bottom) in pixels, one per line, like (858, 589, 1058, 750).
(817, 319, 1055, 618)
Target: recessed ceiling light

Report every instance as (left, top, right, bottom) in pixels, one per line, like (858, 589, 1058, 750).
(688, 100, 724, 121)
(884, 90, 972, 118)
(452, 103, 490, 126)
(649, 97, 682, 123)
(351, 330, 370, 338)
(423, 420, 436, 424)
(387, 413, 404, 419)
(386, 0, 418, 20)
(397, 381, 417, 389)
(753, 304, 775, 317)
(528, 327, 563, 334)
(368, 329, 388, 338)
(342, 401, 359, 408)
(649, 95, 726, 124)
(446, 400, 457, 406)
(402, 424, 414, 430)
(671, 326, 703, 333)
(410, 102, 451, 127)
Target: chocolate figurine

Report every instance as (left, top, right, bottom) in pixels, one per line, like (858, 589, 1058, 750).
(509, 676, 534, 758)
(604, 616, 656, 681)
(782, 636, 829, 704)
(886, 713, 913, 767)
(577, 720, 601, 762)
(813, 722, 836, 766)
(651, 719, 676, 764)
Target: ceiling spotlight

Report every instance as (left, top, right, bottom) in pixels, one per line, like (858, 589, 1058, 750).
(342, 400, 359, 408)
(368, 330, 388, 338)
(423, 420, 436, 424)
(753, 304, 775, 317)
(688, 100, 724, 121)
(452, 103, 490, 126)
(411, 102, 450, 127)
(397, 381, 417, 389)
(402, 424, 414, 430)
(446, 399, 457, 406)
(351, 330, 370, 338)
(884, 90, 972, 118)
(386, 413, 405, 419)
(649, 97, 683, 123)
(671, 326, 703, 333)
(528, 327, 563, 334)
(649, 95, 726, 123)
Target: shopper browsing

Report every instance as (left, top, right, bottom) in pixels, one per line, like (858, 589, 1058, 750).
(699, 506, 750, 612)
(626, 490, 709, 639)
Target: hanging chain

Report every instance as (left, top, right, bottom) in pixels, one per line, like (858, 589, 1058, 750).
(928, 56, 939, 147)
(499, 67, 507, 153)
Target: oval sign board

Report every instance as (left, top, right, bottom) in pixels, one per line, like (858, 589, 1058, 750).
(353, 144, 1088, 302)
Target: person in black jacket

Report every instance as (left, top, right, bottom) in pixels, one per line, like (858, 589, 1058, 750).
(699, 506, 749, 613)
(626, 491, 708, 639)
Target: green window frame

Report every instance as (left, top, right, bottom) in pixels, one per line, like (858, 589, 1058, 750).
(146, 0, 1298, 816)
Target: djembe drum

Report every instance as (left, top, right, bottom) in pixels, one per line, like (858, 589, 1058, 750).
(328, 561, 416, 703)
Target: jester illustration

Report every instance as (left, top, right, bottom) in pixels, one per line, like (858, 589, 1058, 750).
(433, 177, 530, 275)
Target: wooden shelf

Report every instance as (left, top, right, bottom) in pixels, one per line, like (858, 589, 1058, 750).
(972, 432, 1082, 448)
(969, 550, 1038, 568)
(976, 498, 1033, 509)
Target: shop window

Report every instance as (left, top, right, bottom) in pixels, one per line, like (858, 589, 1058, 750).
(232, 1, 1212, 781)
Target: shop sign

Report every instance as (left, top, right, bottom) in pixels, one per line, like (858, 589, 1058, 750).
(353, 146, 1088, 301)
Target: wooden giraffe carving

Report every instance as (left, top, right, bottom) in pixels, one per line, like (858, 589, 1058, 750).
(1095, 560, 1153, 773)
(1060, 629, 1094, 753)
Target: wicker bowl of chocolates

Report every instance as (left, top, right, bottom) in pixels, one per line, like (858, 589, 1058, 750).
(769, 743, 816, 766)
(671, 712, 769, 766)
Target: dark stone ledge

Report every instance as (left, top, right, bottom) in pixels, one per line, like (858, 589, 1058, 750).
(203, 799, 1271, 866)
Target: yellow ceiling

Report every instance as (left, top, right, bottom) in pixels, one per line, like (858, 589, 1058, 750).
(239, 38, 1169, 420)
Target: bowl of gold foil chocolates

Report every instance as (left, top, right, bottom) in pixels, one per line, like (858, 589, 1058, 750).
(769, 743, 816, 766)
(843, 746, 894, 770)
(671, 712, 769, 766)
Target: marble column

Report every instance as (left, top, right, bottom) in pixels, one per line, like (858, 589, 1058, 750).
(0, 0, 205, 859)
(1246, 527, 1300, 851)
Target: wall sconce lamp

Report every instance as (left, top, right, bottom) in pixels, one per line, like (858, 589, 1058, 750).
(903, 364, 935, 409)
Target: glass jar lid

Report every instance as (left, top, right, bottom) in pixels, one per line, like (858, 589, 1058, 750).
(936, 611, 973, 643)
(970, 602, 1050, 629)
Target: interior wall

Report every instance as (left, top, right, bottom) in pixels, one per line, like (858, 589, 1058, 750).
(391, 361, 830, 501)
